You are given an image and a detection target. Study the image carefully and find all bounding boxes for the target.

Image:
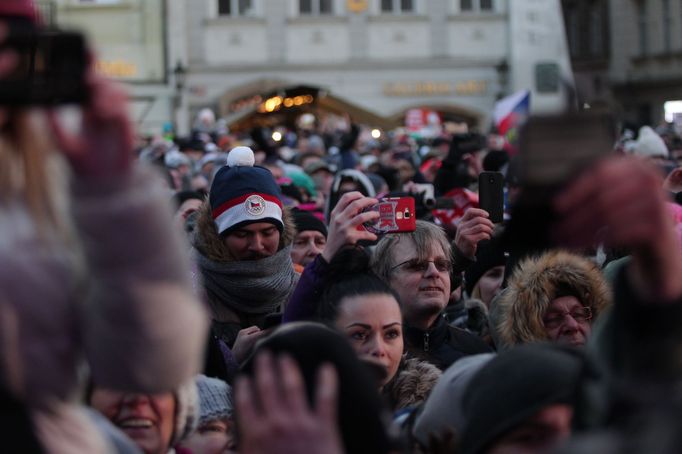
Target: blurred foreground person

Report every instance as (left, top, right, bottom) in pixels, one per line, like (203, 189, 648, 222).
(0, 2, 207, 450)
(459, 344, 583, 454)
(88, 381, 198, 454)
(236, 324, 392, 454)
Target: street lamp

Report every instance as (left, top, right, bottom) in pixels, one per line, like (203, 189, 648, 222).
(172, 61, 187, 134)
(495, 60, 509, 100)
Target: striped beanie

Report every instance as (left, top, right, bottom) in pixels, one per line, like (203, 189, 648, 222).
(209, 146, 284, 235)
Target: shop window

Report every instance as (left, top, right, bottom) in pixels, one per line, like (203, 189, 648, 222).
(300, 0, 333, 15)
(460, 0, 494, 12)
(381, 0, 415, 14)
(218, 0, 255, 17)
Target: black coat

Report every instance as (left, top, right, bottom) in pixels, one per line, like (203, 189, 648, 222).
(404, 315, 492, 371)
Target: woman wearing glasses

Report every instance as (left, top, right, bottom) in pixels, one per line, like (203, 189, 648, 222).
(495, 250, 611, 348)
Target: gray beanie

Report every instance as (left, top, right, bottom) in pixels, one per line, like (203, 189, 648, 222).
(196, 375, 233, 427)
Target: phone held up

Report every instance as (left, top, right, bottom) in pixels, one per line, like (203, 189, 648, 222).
(0, 17, 88, 106)
(504, 112, 616, 253)
(359, 197, 417, 235)
(478, 171, 505, 224)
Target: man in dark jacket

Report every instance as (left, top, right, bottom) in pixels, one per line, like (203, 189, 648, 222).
(372, 220, 491, 370)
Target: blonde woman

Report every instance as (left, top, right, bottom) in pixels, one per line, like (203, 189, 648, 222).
(0, 3, 207, 450)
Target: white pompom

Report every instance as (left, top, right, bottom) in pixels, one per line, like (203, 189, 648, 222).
(227, 146, 256, 167)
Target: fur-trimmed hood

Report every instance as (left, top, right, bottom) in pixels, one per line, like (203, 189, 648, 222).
(496, 250, 611, 348)
(193, 200, 296, 263)
(384, 357, 442, 412)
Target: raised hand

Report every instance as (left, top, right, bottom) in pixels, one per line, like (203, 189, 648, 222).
(235, 351, 342, 454)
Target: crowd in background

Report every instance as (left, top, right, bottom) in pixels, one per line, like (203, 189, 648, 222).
(5, 1, 682, 453)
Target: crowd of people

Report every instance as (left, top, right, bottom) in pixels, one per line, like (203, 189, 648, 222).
(5, 1, 682, 453)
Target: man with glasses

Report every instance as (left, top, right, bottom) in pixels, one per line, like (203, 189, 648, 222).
(495, 250, 611, 349)
(372, 220, 491, 370)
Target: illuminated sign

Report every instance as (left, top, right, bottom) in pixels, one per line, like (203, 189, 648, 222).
(96, 60, 138, 78)
(347, 0, 369, 13)
(384, 80, 488, 96)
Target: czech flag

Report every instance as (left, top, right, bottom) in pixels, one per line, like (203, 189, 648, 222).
(493, 90, 530, 155)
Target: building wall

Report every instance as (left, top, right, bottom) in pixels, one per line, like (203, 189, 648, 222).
(183, 0, 514, 131)
(609, 0, 682, 125)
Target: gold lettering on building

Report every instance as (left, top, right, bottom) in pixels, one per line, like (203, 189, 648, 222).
(383, 81, 487, 96)
(96, 60, 138, 78)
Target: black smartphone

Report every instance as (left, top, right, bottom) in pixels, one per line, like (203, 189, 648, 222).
(478, 171, 504, 223)
(0, 18, 88, 105)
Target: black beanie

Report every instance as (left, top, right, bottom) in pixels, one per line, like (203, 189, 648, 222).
(460, 344, 583, 454)
(292, 208, 328, 238)
(240, 323, 391, 454)
(464, 237, 507, 296)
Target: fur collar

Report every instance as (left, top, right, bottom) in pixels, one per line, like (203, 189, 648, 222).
(193, 200, 296, 263)
(496, 250, 612, 348)
(384, 357, 442, 412)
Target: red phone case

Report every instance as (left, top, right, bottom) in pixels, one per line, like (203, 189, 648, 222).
(361, 197, 417, 234)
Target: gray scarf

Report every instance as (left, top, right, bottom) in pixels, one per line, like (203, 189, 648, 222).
(196, 245, 298, 315)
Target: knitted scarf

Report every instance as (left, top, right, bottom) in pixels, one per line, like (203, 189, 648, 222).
(196, 245, 298, 315)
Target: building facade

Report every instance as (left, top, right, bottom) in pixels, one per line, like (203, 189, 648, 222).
(171, 0, 574, 135)
(563, 0, 682, 127)
(45, 0, 574, 135)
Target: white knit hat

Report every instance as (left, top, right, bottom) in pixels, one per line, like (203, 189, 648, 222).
(632, 126, 669, 159)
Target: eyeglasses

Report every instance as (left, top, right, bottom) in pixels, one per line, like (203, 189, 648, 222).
(543, 307, 592, 329)
(391, 258, 453, 274)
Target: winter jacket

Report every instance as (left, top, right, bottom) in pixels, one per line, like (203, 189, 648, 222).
(403, 316, 492, 371)
(0, 166, 208, 452)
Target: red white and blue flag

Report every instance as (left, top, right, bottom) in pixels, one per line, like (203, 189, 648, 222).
(493, 90, 531, 155)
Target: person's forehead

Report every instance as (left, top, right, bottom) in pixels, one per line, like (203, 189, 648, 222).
(546, 295, 582, 313)
(391, 237, 446, 262)
(295, 230, 325, 240)
(233, 222, 278, 234)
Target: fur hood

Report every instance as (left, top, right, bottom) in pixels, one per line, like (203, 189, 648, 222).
(496, 250, 611, 348)
(193, 200, 296, 263)
(385, 357, 442, 412)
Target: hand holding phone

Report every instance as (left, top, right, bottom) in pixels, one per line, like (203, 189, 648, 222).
(360, 197, 417, 234)
(322, 192, 379, 263)
(0, 18, 88, 105)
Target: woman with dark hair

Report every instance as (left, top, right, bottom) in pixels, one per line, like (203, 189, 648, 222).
(317, 247, 441, 412)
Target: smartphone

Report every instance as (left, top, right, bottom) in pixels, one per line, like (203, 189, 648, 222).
(478, 171, 504, 223)
(504, 112, 616, 252)
(0, 18, 88, 105)
(361, 197, 417, 234)
(263, 313, 282, 329)
(518, 113, 615, 189)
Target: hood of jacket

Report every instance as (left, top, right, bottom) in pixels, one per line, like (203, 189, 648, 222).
(496, 250, 612, 348)
(193, 200, 296, 263)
